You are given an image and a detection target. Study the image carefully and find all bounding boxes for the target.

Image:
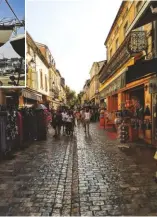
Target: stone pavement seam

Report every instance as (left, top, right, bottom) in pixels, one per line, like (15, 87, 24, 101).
(71, 136, 80, 216)
(50, 140, 70, 216)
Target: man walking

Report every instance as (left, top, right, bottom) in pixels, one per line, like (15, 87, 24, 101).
(51, 109, 62, 138)
(62, 109, 67, 134)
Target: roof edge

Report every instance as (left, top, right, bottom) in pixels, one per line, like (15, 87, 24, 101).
(104, 1, 126, 45)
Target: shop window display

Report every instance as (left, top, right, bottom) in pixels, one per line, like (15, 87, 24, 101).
(114, 86, 152, 144)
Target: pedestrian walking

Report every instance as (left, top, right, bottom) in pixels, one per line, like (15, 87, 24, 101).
(80, 108, 85, 127)
(84, 108, 91, 133)
(75, 110, 81, 127)
(104, 107, 108, 129)
(65, 110, 74, 136)
(61, 109, 67, 134)
(51, 109, 62, 138)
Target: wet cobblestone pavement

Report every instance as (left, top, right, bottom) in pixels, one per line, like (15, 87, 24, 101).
(0, 123, 157, 216)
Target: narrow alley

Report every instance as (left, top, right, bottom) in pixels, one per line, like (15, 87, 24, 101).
(0, 124, 156, 216)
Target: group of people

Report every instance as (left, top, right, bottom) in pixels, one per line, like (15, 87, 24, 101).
(50, 107, 92, 138)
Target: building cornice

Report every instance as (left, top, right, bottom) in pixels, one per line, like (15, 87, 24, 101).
(26, 32, 50, 69)
(104, 1, 126, 45)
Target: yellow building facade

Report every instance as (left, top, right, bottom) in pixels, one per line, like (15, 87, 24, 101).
(89, 61, 105, 105)
(99, 0, 156, 145)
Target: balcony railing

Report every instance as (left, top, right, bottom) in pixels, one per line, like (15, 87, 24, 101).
(99, 31, 147, 83)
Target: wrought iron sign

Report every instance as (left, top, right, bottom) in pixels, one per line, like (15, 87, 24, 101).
(127, 31, 147, 53)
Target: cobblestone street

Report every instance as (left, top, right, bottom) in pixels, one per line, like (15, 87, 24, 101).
(0, 123, 157, 216)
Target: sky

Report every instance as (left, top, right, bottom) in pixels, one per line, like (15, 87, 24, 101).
(27, 0, 122, 93)
(0, 0, 25, 59)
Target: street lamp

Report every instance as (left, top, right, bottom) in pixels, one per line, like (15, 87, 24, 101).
(29, 59, 36, 68)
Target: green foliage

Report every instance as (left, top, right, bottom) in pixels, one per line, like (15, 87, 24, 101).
(65, 85, 77, 107)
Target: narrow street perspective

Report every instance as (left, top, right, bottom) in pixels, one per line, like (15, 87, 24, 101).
(0, 0, 157, 216)
(0, 124, 156, 216)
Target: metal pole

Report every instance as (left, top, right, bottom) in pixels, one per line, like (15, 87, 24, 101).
(17, 58, 23, 86)
(154, 20, 157, 57)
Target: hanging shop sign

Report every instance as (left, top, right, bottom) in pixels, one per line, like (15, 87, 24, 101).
(149, 77, 157, 94)
(100, 73, 126, 99)
(127, 31, 147, 54)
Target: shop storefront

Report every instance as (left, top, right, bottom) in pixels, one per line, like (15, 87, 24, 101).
(100, 59, 157, 145)
(0, 88, 49, 157)
(20, 88, 42, 107)
(121, 83, 151, 144)
(149, 77, 157, 146)
(100, 73, 126, 124)
(0, 89, 21, 106)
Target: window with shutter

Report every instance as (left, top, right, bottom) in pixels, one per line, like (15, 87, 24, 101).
(40, 69, 43, 89)
(124, 21, 128, 36)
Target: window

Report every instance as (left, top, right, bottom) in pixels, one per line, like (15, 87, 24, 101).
(115, 38, 119, 50)
(45, 75, 48, 92)
(40, 69, 43, 89)
(110, 48, 113, 59)
(136, 1, 143, 14)
(114, 26, 119, 35)
(124, 21, 128, 36)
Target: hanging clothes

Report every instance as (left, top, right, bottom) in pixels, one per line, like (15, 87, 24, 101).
(6, 110, 18, 141)
(17, 111, 23, 146)
(0, 111, 7, 153)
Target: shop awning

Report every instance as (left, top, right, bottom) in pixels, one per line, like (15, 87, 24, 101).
(22, 89, 42, 101)
(126, 58, 157, 84)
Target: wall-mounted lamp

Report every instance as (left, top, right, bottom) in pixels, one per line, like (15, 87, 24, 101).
(29, 59, 36, 68)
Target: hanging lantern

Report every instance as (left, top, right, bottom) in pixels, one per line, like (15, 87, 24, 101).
(0, 25, 14, 47)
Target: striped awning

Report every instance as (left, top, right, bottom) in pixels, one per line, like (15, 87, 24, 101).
(22, 89, 42, 101)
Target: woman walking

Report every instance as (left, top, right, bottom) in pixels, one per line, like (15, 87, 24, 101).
(75, 110, 81, 127)
(51, 109, 62, 138)
(84, 108, 91, 133)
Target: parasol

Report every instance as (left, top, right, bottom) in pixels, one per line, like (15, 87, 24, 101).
(10, 34, 25, 58)
(0, 25, 14, 47)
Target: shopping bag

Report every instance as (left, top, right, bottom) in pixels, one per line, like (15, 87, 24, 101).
(154, 151, 157, 160)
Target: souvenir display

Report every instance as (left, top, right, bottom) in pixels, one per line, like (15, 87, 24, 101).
(118, 121, 129, 143)
(114, 117, 122, 125)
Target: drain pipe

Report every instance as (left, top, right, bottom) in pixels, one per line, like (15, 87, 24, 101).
(154, 20, 157, 57)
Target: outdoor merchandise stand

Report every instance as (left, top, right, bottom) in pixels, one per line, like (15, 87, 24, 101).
(0, 105, 18, 156)
(0, 104, 49, 158)
(112, 95, 152, 145)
